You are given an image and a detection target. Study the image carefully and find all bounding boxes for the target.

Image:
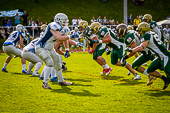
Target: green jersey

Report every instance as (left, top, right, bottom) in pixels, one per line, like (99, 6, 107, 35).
(140, 31, 170, 61)
(98, 26, 125, 50)
(83, 26, 96, 48)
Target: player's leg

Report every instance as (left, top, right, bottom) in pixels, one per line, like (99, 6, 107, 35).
(35, 46, 52, 89)
(50, 48, 73, 85)
(147, 58, 169, 89)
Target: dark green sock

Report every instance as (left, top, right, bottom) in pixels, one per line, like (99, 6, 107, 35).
(161, 75, 167, 82)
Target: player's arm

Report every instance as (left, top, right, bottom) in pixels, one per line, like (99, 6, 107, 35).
(54, 41, 64, 56)
(101, 34, 111, 43)
(50, 29, 69, 41)
(19, 34, 24, 49)
(92, 36, 98, 50)
(127, 41, 148, 58)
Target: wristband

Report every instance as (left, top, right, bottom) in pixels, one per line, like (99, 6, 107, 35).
(99, 40, 102, 43)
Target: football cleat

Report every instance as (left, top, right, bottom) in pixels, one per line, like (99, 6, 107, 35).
(42, 82, 51, 89)
(59, 81, 73, 86)
(39, 77, 44, 80)
(163, 78, 170, 90)
(2, 68, 8, 73)
(100, 69, 106, 75)
(50, 77, 58, 82)
(62, 65, 67, 71)
(26, 71, 33, 75)
(105, 67, 112, 76)
(22, 69, 27, 74)
(32, 72, 40, 76)
(133, 74, 141, 80)
(106, 50, 111, 55)
(147, 76, 157, 86)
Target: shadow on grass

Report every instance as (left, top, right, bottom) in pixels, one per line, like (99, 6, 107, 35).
(102, 75, 124, 80)
(51, 82, 93, 87)
(51, 86, 100, 97)
(144, 89, 170, 97)
(113, 78, 146, 86)
(66, 78, 92, 82)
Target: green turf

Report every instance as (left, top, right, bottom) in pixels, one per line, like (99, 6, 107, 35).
(0, 52, 170, 113)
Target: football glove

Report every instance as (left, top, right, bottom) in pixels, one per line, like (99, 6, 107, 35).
(89, 49, 94, 54)
(64, 50, 70, 58)
(92, 40, 99, 43)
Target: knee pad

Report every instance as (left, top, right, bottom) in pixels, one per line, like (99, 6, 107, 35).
(45, 57, 53, 67)
(53, 62, 62, 71)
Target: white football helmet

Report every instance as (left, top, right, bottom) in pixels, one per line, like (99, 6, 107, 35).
(16, 24, 25, 31)
(54, 13, 69, 27)
(74, 27, 78, 32)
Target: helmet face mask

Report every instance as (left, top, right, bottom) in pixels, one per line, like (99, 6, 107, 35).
(143, 14, 152, 23)
(16, 24, 25, 32)
(54, 13, 69, 27)
(78, 20, 88, 32)
(137, 22, 150, 36)
(127, 25, 133, 30)
(90, 22, 101, 34)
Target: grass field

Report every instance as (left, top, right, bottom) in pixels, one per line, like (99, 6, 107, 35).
(0, 52, 170, 113)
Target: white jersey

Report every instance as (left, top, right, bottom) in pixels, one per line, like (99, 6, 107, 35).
(24, 38, 40, 53)
(36, 22, 62, 50)
(163, 28, 170, 37)
(4, 30, 25, 46)
(71, 30, 81, 38)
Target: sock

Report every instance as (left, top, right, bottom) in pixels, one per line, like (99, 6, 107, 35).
(34, 62, 42, 73)
(161, 75, 167, 82)
(43, 65, 52, 83)
(104, 64, 109, 69)
(3, 63, 8, 69)
(143, 70, 149, 76)
(22, 64, 26, 70)
(27, 62, 35, 73)
(55, 70, 63, 82)
(40, 67, 44, 77)
(134, 73, 137, 77)
(50, 67, 56, 78)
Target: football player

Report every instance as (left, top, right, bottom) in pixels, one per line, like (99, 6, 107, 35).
(90, 22, 141, 80)
(119, 24, 158, 85)
(1, 24, 27, 73)
(79, 21, 112, 76)
(122, 22, 170, 90)
(21, 38, 43, 76)
(35, 13, 73, 89)
(143, 14, 164, 42)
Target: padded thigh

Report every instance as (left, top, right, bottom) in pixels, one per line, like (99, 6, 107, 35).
(93, 43, 107, 60)
(3, 45, 22, 58)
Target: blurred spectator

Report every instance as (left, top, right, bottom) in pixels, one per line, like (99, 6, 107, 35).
(140, 0, 144, 6)
(45, 22, 48, 25)
(121, 20, 124, 24)
(2, 17, 8, 26)
(128, 14, 133, 24)
(31, 22, 38, 35)
(116, 21, 119, 25)
(103, 16, 108, 25)
(134, 0, 140, 5)
(0, 28, 5, 39)
(166, 14, 170, 19)
(101, 0, 106, 2)
(163, 25, 170, 50)
(133, 16, 141, 30)
(29, 18, 34, 26)
(77, 17, 82, 25)
(51, 16, 54, 22)
(21, 11, 30, 26)
(4, 28, 11, 41)
(36, 19, 41, 26)
(5, 21, 11, 31)
(109, 17, 115, 25)
(111, 26, 115, 32)
(72, 17, 78, 26)
(15, 13, 20, 25)
(91, 17, 96, 24)
(97, 16, 102, 24)
(40, 22, 43, 26)
(8, 19, 12, 26)
(139, 14, 143, 22)
(158, 18, 161, 22)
